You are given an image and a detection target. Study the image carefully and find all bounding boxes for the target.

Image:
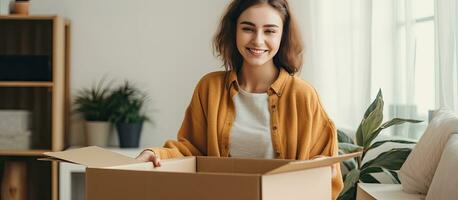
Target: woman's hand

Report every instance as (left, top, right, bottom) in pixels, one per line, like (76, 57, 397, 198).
(136, 150, 161, 167)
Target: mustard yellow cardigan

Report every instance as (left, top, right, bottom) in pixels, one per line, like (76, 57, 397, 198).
(148, 68, 343, 199)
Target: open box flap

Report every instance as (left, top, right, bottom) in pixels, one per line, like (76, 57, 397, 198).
(107, 156, 197, 173)
(42, 146, 143, 168)
(265, 152, 362, 175)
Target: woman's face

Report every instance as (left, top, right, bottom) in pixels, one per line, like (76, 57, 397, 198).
(236, 3, 284, 68)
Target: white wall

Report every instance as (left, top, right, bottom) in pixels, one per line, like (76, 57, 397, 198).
(30, 0, 230, 148)
(30, 0, 308, 148)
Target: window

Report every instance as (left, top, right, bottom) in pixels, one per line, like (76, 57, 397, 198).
(390, 0, 435, 139)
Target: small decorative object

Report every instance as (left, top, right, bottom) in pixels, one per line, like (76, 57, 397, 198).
(0, 130, 31, 149)
(0, 110, 31, 149)
(74, 79, 113, 147)
(109, 81, 149, 148)
(0, 110, 31, 131)
(337, 89, 423, 200)
(1, 161, 27, 200)
(12, 0, 29, 15)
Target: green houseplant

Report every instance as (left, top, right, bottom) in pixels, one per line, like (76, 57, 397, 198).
(74, 80, 113, 147)
(337, 90, 422, 200)
(108, 81, 149, 148)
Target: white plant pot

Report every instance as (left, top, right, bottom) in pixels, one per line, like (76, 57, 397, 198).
(85, 121, 111, 147)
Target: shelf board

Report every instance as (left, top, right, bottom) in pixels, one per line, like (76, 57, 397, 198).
(0, 81, 53, 87)
(0, 149, 50, 156)
(0, 15, 58, 20)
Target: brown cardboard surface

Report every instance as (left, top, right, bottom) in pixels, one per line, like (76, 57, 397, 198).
(105, 162, 156, 171)
(262, 166, 332, 200)
(43, 146, 142, 168)
(43, 146, 361, 173)
(266, 151, 362, 174)
(42, 147, 363, 200)
(86, 167, 261, 200)
(108, 157, 196, 173)
(86, 167, 149, 200)
(197, 156, 290, 174)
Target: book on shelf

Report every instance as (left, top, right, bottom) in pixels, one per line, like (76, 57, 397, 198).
(0, 55, 52, 81)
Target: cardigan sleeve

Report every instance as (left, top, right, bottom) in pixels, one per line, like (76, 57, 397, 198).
(306, 88, 343, 200)
(320, 120, 343, 200)
(308, 118, 342, 199)
(145, 80, 207, 159)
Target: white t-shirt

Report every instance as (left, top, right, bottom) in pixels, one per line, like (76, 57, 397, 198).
(229, 87, 274, 159)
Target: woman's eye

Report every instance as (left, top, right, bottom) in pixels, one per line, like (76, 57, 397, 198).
(242, 27, 254, 32)
(265, 29, 276, 34)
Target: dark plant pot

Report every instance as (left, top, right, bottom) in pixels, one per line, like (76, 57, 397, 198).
(116, 122, 143, 148)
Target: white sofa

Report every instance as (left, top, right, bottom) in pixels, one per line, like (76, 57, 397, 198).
(356, 133, 458, 200)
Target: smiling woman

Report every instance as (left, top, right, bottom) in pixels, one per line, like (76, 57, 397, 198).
(136, 1, 343, 199)
(235, 4, 284, 92)
(214, 0, 303, 75)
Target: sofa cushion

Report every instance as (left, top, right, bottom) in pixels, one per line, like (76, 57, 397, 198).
(399, 109, 458, 194)
(426, 133, 458, 200)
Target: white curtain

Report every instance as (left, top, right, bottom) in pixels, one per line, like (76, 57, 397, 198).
(436, 0, 458, 112)
(296, 0, 372, 133)
(297, 0, 429, 139)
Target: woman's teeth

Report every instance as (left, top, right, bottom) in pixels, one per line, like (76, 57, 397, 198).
(248, 48, 267, 55)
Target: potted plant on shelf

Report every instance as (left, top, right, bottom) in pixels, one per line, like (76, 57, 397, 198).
(74, 80, 113, 147)
(108, 81, 149, 148)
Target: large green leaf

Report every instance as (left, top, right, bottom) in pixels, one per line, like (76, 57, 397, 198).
(389, 169, 401, 183)
(356, 90, 383, 146)
(342, 159, 357, 171)
(337, 186, 356, 200)
(341, 169, 360, 196)
(359, 166, 400, 184)
(360, 166, 383, 176)
(363, 89, 383, 118)
(360, 173, 380, 183)
(361, 104, 384, 145)
(380, 168, 400, 184)
(362, 148, 412, 170)
(338, 129, 355, 144)
(339, 143, 363, 154)
(359, 166, 382, 183)
(355, 126, 364, 146)
(356, 90, 384, 147)
(364, 118, 422, 148)
(366, 140, 416, 153)
(379, 118, 423, 129)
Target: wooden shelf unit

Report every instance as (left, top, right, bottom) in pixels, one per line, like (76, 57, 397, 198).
(0, 149, 50, 157)
(0, 156, 53, 200)
(0, 15, 70, 200)
(0, 81, 54, 87)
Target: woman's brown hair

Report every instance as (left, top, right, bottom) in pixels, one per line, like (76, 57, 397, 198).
(213, 0, 304, 74)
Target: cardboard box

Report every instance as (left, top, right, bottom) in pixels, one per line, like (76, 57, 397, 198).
(43, 146, 360, 200)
